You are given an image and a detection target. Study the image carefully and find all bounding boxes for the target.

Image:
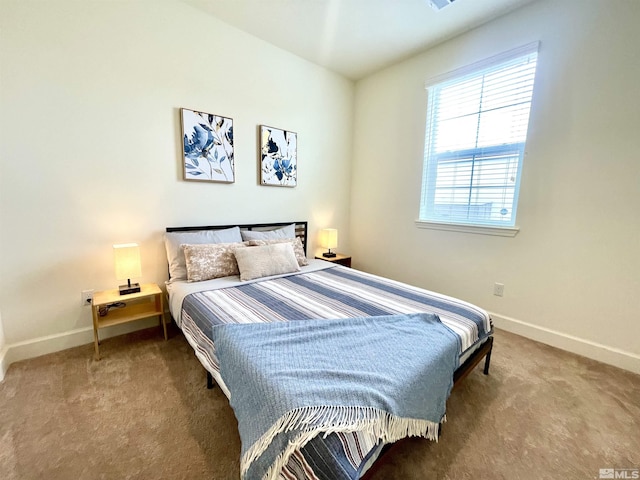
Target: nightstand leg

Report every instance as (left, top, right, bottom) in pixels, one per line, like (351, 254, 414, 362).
(157, 294, 167, 340)
(94, 336, 100, 360)
(160, 313, 168, 340)
(92, 309, 100, 361)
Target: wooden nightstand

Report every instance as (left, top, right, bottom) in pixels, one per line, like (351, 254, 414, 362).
(91, 283, 166, 360)
(315, 254, 352, 268)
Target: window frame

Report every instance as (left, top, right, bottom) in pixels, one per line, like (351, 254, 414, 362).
(416, 42, 539, 236)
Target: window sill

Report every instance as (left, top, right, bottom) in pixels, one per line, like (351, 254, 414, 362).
(415, 220, 520, 237)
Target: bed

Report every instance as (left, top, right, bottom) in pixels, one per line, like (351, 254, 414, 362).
(164, 221, 493, 480)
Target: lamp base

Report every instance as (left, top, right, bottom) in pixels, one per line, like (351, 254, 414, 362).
(322, 252, 337, 258)
(119, 283, 141, 295)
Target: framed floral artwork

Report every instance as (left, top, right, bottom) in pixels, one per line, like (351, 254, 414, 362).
(260, 125, 297, 187)
(181, 108, 234, 183)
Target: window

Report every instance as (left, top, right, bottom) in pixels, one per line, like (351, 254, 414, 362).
(419, 43, 539, 231)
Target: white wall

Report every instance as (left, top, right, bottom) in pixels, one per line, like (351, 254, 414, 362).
(2, 0, 638, 376)
(350, 0, 640, 371)
(0, 1, 353, 359)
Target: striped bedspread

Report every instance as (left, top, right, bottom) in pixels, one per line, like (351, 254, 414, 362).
(174, 264, 492, 479)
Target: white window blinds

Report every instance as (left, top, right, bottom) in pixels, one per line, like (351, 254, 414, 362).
(419, 43, 539, 228)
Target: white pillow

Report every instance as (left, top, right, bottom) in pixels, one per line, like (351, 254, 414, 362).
(234, 243, 300, 281)
(164, 227, 242, 281)
(240, 223, 295, 241)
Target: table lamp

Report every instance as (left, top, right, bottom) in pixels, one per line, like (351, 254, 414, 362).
(113, 243, 142, 295)
(320, 228, 338, 258)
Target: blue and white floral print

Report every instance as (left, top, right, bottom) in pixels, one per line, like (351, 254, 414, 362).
(260, 126, 297, 187)
(182, 109, 234, 183)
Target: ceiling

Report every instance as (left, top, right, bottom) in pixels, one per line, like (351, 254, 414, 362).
(181, 0, 537, 80)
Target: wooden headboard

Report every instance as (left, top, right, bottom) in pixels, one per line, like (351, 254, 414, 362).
(166, 221, 309, 255)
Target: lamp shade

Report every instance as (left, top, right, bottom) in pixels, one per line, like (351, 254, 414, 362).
(320, 229, 338, 249)
(113, 243, 141, 280)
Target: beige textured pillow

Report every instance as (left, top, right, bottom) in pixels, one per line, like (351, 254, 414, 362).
(247, 237, 308, 266)
(182, 242, 247, 282)
(164, 227, 242, 282)
(234, 243, 300, 281)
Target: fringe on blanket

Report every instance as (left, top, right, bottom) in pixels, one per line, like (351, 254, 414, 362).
(239, 405, 445, 480)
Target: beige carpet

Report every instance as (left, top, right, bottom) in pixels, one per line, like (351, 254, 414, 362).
(0, 326, 638, 480)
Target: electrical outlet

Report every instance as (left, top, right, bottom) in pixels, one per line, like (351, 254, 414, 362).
(493, 283, 504, 297)
(81, 289, 94, 306)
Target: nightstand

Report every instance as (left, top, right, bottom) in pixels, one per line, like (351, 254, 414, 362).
(91, 283, 166, 360)
(315, 254, 352, 268)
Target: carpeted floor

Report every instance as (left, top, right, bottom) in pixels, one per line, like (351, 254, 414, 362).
(0, 325, 638, 480)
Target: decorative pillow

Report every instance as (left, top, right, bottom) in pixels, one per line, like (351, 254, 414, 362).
(234, 243, 300, 281)
(240, 223, 295, 241)
(164, 227, 242, 282)
(246, 237, 308, 266)
(182, 242, 247, 282)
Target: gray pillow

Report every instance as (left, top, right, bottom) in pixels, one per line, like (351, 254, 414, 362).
(246, 237, 308, 266)
(234, 243, 300, 281)
(240, 223, 295, 241)
(164, 227, 242, 281)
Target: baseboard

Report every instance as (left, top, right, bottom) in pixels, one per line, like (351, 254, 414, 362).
(490, 312, 640, 375)
(0, 318, 160, 381)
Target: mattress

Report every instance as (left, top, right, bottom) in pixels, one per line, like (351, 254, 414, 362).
(167, 259, 492, 479)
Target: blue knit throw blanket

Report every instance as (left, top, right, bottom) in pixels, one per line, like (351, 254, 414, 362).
(212, 313, 459, 480)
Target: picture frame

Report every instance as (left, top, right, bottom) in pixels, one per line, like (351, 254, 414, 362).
(181, 108, 235, 183)
(260, 125, 297, 187)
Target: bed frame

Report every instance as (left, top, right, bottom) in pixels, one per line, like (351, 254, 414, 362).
(165, 220, 493, 474)
(166, 221, 308, 254)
